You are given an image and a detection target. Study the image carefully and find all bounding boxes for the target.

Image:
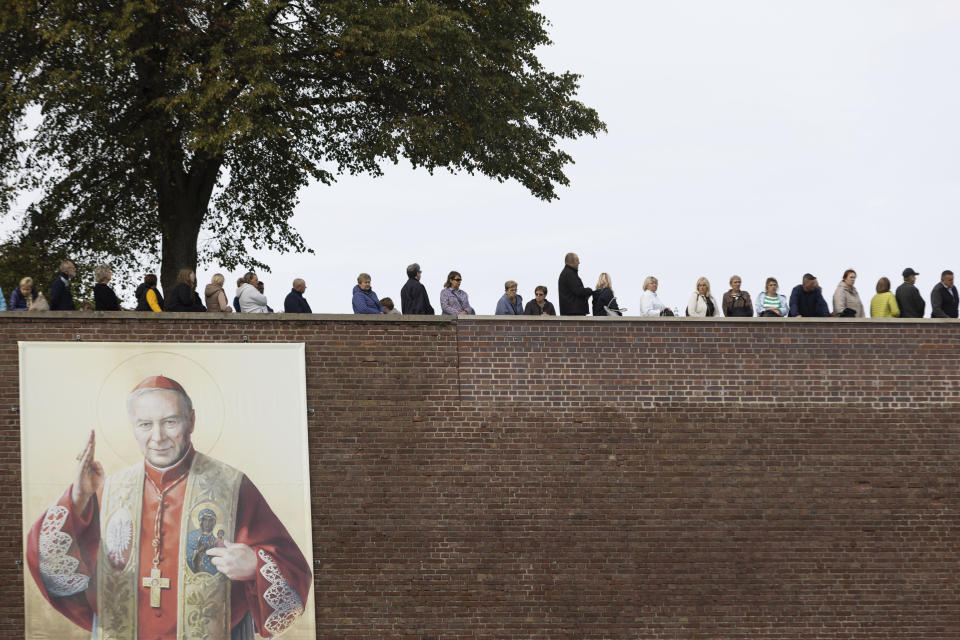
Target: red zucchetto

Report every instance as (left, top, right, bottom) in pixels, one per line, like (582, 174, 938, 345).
(130, 375, 187, 394)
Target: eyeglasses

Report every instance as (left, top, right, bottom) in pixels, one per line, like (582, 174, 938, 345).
(451, 277, 462, 282)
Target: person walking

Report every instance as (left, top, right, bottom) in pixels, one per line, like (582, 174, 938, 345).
(832, 269, 865, 317)
(591, 273, 621, 316)
(352, 273, 386, 314)
(557, 253, 592, 316)
(495, 281, 524, 315)
(524, 286, 557, 316)
(870, 277, 900, 318)
(50, 260, 77, 310)
(895, 268, 925, 318)
(722, 275, 753, 317)
(134, 273, 164, 312)
(92, 265, 121, 311)
(930, 270, 958, 318)
(639, 276, 672, 316)
(204, 273, 233, 312)
(439, 271, 475, 316)
(686, 277, 720, 317)
(789, 274, 830, 317)
(400, 263, 434, 315)
(754, 277, 788, 317)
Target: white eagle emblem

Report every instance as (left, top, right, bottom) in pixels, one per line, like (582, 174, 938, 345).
(105, 510, 133, 568)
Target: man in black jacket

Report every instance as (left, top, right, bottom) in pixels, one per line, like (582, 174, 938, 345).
(284, 278, 313, 313)
(400, 263, 434, 315)
(930, 270, 958, 318)
(557, 253, 592, 316)
(895, 268, 925, 318)
(50, 260, 77, 310)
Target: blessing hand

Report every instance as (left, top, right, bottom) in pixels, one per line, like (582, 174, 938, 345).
(207, 542, 257, 580)
(71, 430, 104, 510)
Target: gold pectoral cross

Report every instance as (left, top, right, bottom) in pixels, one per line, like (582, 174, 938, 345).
(141, 567, 171, 608)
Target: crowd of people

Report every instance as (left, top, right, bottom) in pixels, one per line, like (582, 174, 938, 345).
(2, 256, 959, 319)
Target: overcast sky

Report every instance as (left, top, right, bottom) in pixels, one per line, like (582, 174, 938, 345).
(16, 1, 960, 313)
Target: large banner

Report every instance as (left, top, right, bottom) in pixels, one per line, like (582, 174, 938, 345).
(20, 342, 316, 639)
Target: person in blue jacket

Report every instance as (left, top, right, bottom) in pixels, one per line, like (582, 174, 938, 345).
(788, 273, 830, 317)
(495, 280, 524, 315)
(352, 273, 386, 314)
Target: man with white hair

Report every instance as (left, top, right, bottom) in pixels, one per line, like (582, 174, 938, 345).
(26, 375, 311, 639)
(50, 259, 77, 311)
(400, 263, 434, 315)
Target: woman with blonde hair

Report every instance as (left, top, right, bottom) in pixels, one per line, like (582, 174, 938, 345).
(686, 277, 720, 317)
(93, 265, 121, 311)
(592, 272, 621, 316)
(204, 273, 233, 312)
(870, 277, 900, 318)
(639, 276, 672, 316)
(9, 276, 38, 311)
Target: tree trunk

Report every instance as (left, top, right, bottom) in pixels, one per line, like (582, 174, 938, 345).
(156, 156, 223, 298)
(158, 203, 203, 299)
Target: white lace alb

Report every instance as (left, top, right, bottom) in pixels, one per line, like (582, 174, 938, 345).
(258, 549, 304, 636)
(38, 506, 90, 597)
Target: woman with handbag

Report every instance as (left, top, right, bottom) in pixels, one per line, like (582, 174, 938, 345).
(592, 273, 622, 316)
(440, 271, 476, 316)
(686, 277, 720, 317)
(833, 269, 865, 317)
(639, 276, 673, 316)
(722, 275, 753, 317)
(754, 277, 789, 317)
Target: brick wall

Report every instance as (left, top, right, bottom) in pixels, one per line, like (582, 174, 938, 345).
(1, 314, 957, 639)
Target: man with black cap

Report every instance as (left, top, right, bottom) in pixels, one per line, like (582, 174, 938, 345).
(895, 268, 925, 318)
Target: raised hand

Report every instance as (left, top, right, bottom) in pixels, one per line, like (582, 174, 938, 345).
(71, 430, 104, 510)
(206, 541, 258, 581)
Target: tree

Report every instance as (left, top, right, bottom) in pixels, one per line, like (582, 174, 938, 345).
(0, 0, 605, 293)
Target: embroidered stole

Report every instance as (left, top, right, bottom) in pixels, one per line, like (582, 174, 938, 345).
(96, 453, 243, 639)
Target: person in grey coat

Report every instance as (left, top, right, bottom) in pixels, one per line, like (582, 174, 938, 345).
(895, 268, 925, 318)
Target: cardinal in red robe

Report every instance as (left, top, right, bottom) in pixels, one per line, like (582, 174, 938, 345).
(25, 375, 312, 639)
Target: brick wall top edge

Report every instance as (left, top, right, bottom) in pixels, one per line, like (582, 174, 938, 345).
(0, 312, 957, 324)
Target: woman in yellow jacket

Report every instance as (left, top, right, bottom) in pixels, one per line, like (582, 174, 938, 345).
(870, 277, 900, 318)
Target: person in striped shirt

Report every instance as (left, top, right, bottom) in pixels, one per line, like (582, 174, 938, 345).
(754, 277, 789, 317)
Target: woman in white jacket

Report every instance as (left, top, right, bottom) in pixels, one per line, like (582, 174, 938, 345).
(639, 276, 672, 316)
(237, 272, 271, 313)
(686, 277, 721, 317)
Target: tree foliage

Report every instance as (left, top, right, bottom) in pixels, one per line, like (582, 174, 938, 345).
(0, 0, 605, 291)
